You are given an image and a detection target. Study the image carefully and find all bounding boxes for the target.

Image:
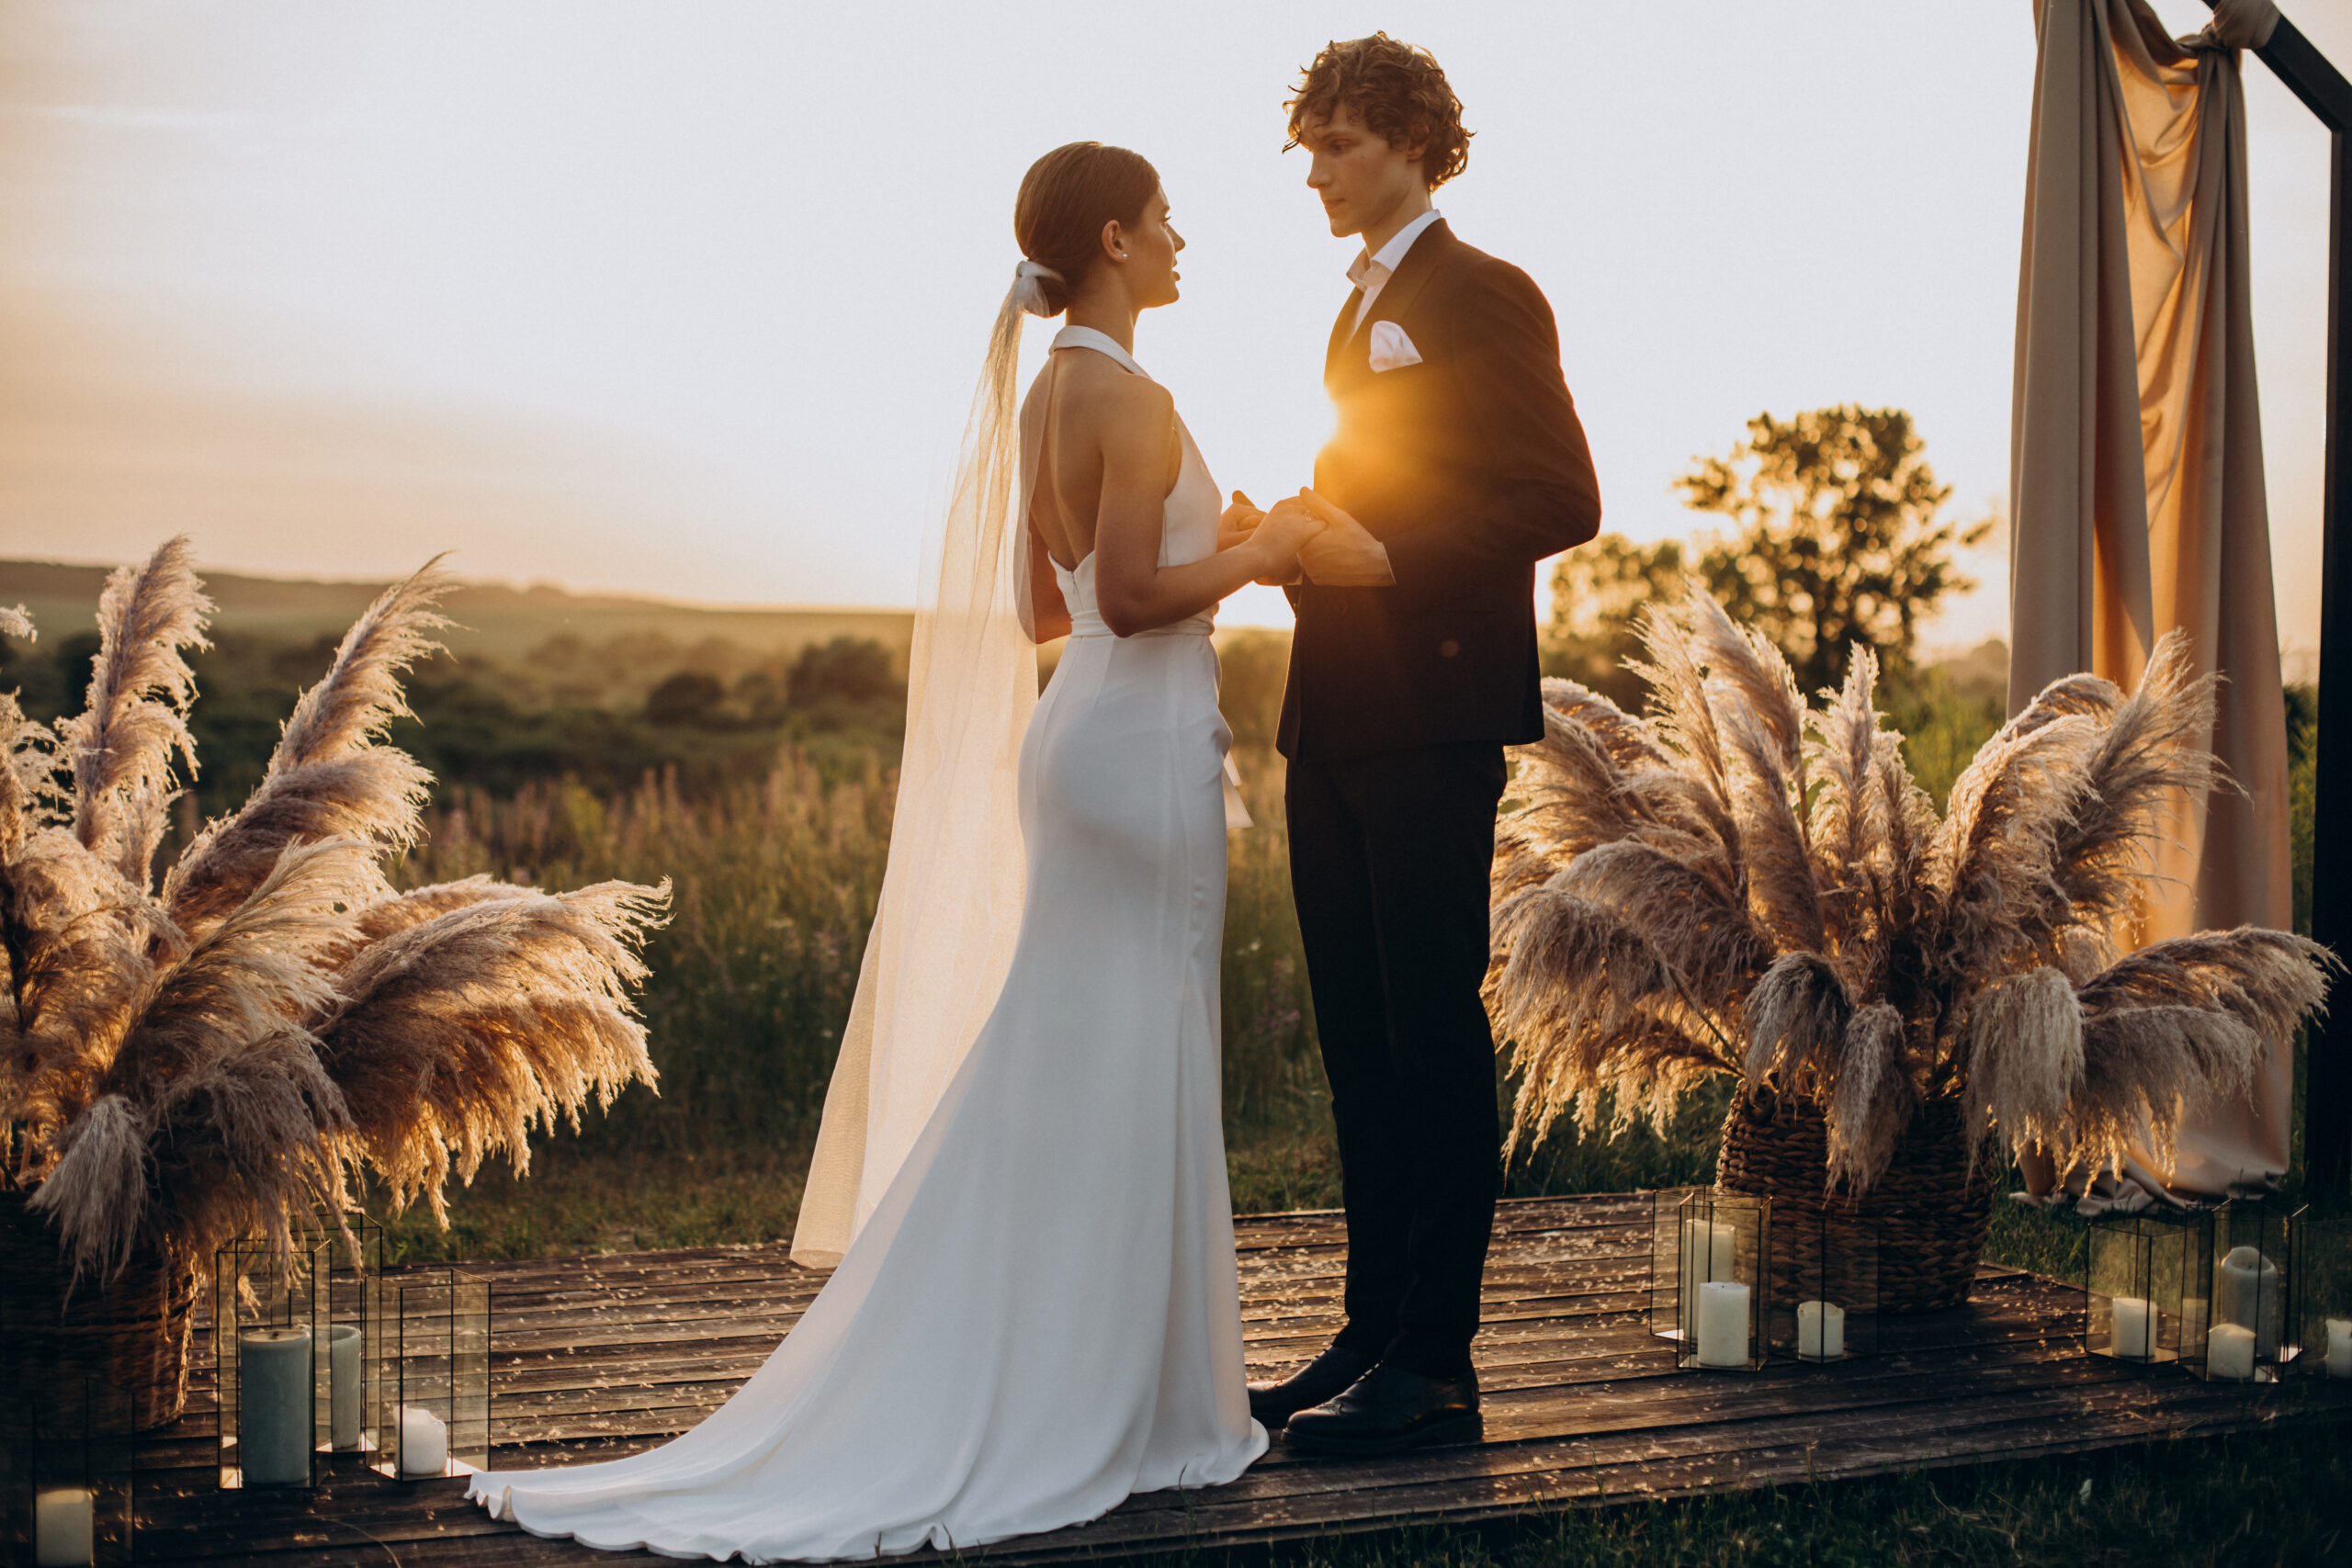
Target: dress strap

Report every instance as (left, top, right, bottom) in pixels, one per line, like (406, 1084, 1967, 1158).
(1051, 324, 1148, 378)
(1030, 352, 1080, 571)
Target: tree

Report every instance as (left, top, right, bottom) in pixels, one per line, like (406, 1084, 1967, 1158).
(646, 670, 726, 727)
(786, 637, 901, 709)
(1547, 405, 1989, 701)
(1542, 536, 1690, 710)
(1676, 405, 1989, 694)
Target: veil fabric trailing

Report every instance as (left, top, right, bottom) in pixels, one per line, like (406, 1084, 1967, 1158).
(791, 281, 1045, 1266)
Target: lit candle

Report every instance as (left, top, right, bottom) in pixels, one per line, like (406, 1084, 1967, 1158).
(1679, 1218, 1737, 1337)
(2213, 1246, 2283, 1356)
(2207, 1322, 2256, 1381)
(2325, 1318, 2351, 1379)
(2108, 1295, 2154, 1360)
(238, 1325, 313, 1485)
(325, 1325, 363, 1450)
(1694, 1280, 1750, 1368)
(398, 1405, 448, 1476)
(1797, 1299, 1846, 1361)
(34, 1487, 94, 1567)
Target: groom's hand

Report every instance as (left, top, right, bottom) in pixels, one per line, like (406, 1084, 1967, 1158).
(1295, 491, 1395, 586)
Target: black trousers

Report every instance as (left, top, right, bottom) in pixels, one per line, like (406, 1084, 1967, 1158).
(1284, 741, 1507, 1378)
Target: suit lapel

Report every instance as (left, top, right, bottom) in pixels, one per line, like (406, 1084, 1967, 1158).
(1324, 290, 1361, 382)
(1325, 220, 1455, 387)
(1363, 220, 1450, 339)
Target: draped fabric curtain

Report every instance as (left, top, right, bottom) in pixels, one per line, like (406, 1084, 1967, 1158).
(2009, 0, 2291, 1207)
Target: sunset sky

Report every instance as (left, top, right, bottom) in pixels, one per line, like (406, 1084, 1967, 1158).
(1, 0, 2344, 653)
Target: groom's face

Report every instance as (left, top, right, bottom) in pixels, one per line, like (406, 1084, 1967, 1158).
(1299, 105, 1426, 241)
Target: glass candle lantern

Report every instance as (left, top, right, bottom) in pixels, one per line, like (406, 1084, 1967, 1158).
(2288, 1213, 2350, 1380)
(1649, 1188, 1769, 1371)
(4, 1378, 138, 1565)
(214, 1238, 329, 1489)
(371, 1268, 492, 1481)
(2191, 1198, 2295, 1383)
(2083, 1210, 2211, 1368)
(1767, 1209, 1878, 1364)
(314, 1215, 386, 1460)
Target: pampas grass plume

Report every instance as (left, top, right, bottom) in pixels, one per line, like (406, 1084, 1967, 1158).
(1490, 593, 2333, 1194)
(3, 547, 669, 1284)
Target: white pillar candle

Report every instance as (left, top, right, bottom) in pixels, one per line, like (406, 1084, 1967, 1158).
(2206, 1322, 2256, 1381)
(2324, 1318, 2351, 1378)
(1678, 1219, 1738, 1337)
(1797, 1299, 1847, 1361)
(325, 1325, 363, 1450)
(398, 1405, 448, 1477)
(2213, 1246, 2283, 1356)
(2106, 1295, 2154, 1359)
(1694, 1280, 1750, 1368)
(34, 1487, 94, 1567)
(238, 1325, 313, 1485)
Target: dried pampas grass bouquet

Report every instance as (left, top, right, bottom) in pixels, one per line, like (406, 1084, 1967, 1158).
(1487, 590, 2332, 1304)
(0, 538, 668, 1421)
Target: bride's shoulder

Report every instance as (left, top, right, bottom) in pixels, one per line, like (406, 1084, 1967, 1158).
(1031, 353, 1173, 438)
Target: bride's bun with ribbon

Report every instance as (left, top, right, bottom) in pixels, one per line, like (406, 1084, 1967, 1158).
(1011, 141, 1160, 318)
(1011, 260, 1062, 320)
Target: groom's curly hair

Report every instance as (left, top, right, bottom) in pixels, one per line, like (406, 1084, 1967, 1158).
(1285, 33, 1471, 190)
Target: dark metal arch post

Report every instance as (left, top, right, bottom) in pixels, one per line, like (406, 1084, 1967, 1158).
(2208, 5, 2352, 1187)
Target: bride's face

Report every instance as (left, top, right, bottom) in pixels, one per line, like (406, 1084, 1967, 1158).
(1112, 189, 1184, 310)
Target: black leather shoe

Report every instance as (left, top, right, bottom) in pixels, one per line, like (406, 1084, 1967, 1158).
(1283, 1362, 1481, 1455)
(1247, 1344, 1377, 1428)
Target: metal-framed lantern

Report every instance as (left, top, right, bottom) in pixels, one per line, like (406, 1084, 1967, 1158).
(2289, 1213, 2350, 1379)
(2083, 1209, 2211, 1368)
(5, 1378, 139, 1565)
(316, 1215, 385, 1461)
(1767, 1208, 1878, 1364)
(214, 1238, 328, 1489)
(2192, 1198, 2295, 1382)
(371, 1268, 492, 1481)
(1649, 1188, 1769, 1371)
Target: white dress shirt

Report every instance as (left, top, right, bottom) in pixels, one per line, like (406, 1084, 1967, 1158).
(1348, 207, 1444, 333)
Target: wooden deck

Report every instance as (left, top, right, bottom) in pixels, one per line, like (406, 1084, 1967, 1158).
(115, 1194, 2347, 1564)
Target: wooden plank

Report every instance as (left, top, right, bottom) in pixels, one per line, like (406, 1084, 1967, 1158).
(138, 1190, 2352, 1568)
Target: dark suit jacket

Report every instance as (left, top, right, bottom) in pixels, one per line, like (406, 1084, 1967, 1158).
(1278, 220, 1601, 761)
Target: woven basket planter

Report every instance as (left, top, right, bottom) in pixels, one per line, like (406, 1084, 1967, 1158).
(0, 1192, 198, 1433)
(1716, 1090, 1996, 1314)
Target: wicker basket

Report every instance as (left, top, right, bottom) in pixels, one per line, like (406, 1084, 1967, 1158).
(1716, 1089, 1996, 1314)
(0, 1192, 198, 1432)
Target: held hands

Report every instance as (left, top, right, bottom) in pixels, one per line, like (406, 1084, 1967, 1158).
(1221, 491, 1323, 585)
(1293, 491, 1395, 586)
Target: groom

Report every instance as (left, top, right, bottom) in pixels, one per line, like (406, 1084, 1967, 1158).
(1249, 34, 1601, 1454)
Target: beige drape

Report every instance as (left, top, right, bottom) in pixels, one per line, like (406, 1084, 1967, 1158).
(2009, 0, 2292, 1206)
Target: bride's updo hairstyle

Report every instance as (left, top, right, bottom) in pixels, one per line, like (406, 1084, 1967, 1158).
(1012, 142, 1161, 317)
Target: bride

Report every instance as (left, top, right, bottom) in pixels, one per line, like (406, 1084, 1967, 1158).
(468, 141, 1324, 1562)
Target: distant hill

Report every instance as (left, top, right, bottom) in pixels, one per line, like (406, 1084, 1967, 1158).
(0, 558, 914, 674)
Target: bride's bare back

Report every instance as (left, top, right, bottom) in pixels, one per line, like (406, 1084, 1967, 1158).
(1021, 345, 1181, 573)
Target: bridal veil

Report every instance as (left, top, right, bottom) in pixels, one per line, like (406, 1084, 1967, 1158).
(790, 273, 1049, 1266)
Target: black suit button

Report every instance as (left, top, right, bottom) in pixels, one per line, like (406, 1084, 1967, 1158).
(1438, 639, 1461, 659)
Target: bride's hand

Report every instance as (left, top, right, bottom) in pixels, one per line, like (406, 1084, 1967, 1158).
(1216, 491, 1267, 554)
(1247, 494, 1324, 580)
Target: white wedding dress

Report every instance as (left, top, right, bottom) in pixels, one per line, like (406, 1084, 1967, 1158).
(469, 324, 1267, 1562)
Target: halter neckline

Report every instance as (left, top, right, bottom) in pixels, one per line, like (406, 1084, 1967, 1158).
(1051, 324, 1148, 378)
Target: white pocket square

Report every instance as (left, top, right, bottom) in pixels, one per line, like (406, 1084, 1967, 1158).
(1367, 320, 1423, 372)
